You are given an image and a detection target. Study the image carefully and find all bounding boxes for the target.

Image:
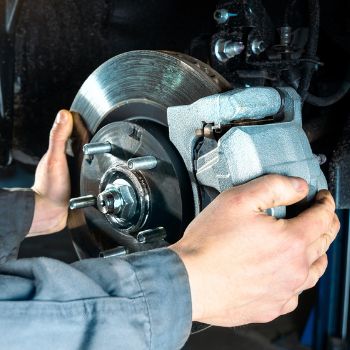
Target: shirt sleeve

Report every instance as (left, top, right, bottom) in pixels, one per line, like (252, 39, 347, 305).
(0, 248, 193, 350)
(0, 188, 35, 264)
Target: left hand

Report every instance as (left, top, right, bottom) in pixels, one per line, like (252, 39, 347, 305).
(29, 110, 73, 236)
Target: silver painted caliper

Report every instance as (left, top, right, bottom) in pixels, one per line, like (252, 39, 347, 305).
(168, 87, 327, 217)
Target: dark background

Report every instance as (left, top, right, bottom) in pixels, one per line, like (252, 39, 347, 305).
(5, 0, 350, 348)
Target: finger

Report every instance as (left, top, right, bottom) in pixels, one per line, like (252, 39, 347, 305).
(48, 110, 74, 156)
(289, 191, 336, 245)
(296, 254, 328, 294)
(280, 295, 299, 315)
(306, 214, 340, 265)
(232, 174, 309, 212)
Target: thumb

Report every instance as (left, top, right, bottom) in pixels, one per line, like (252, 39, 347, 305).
(236, 174, 309, 211)
(48, 110, 73, 156)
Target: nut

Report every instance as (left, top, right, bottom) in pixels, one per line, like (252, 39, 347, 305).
(115, 182, 138, 221)
(98, 178, 138, 223)
(215, 39, 245, 63)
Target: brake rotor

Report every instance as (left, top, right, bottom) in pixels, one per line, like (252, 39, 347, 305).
(68, 50, 230, 258)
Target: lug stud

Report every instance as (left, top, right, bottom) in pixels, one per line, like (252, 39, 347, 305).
(127, 156, 158, 171)
(83, 142, 112, 156)
(69, 195, 97, 210)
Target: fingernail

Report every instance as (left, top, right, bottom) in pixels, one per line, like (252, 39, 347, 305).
(291, 177, 307, 192)
(56, 111, 67, 124)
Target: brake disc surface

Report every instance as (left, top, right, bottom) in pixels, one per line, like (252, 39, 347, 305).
(69, 50, 229, 257)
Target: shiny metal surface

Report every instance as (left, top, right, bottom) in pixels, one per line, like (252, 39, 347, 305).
(69, 50, 229, 251)
(69, 195, 97, 210)
(83, 142, 112, 156)
(215, 39, 245, 63)
(168, 87, 327, 216)
(127, 156, 158, 171)
(71, 50, 230, 134)
(136, 227, 167, 244)
(81, 122, 151, 238)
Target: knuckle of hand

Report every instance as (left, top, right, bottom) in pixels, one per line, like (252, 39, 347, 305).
(317, 192, 335, 211)
(259, 311, 279, 324)
(268, 174, 286, 191)
(260, 174, 283, 198)
(308, 272, 319, 289)
(314, 212, 332, 232)
(291, 264, 309, 289)
(288, 299, 299, 313)
(333, 215, 341, 234)
(221, 191, 245, 210)
(289, 236, 306, 256)
(280, 298, 299, 315)
(318, 257, 328, 276)
(321, 234, 331, 252)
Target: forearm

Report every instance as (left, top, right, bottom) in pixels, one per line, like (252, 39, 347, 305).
(0, 248, 192, 350)
(0, 188, 35, 264)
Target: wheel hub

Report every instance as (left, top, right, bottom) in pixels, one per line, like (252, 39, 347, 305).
(68, 50, 230, 256)
(97, 165, 150, 232)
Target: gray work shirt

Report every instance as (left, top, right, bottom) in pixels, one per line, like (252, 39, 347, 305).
(0, 189, 192, 349)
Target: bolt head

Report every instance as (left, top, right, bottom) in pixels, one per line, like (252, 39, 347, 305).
(97, 191, 118, 214)
(214, 39, 227, 62)
(215, 39, 244, 63)
(115, 182, 138, 222)
(214, 9, 229, 24)
(251, 39, 266, 55)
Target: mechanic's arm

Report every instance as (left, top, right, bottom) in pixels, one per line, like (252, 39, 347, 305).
(0, 111, 71, 263)
(0, 111, 339, 349)
(0, 188, 34, 263)
(0, 176, 339, 350)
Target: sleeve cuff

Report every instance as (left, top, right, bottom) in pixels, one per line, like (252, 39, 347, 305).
(125, 248, 192, 349)
(0, 189, 35, 263)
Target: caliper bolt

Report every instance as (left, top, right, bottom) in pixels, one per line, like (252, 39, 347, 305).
(213, 9, 237, 24)
(251, 39, 266, 55)
(83, 142, 112, 156)
(69, 195, 97, 210)
(127, 156, 158, 171)
(214, 39, 245, 63)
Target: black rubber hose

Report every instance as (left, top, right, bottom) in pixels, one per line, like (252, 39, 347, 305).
(297, 0, 320, 101)
(306, 81, 350, 107)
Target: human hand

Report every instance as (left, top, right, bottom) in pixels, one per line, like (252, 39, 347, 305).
(29, 110, 73, 236)
(170, 175, 340, 327)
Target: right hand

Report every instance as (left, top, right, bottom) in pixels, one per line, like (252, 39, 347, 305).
(170, 175, 340, 327)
